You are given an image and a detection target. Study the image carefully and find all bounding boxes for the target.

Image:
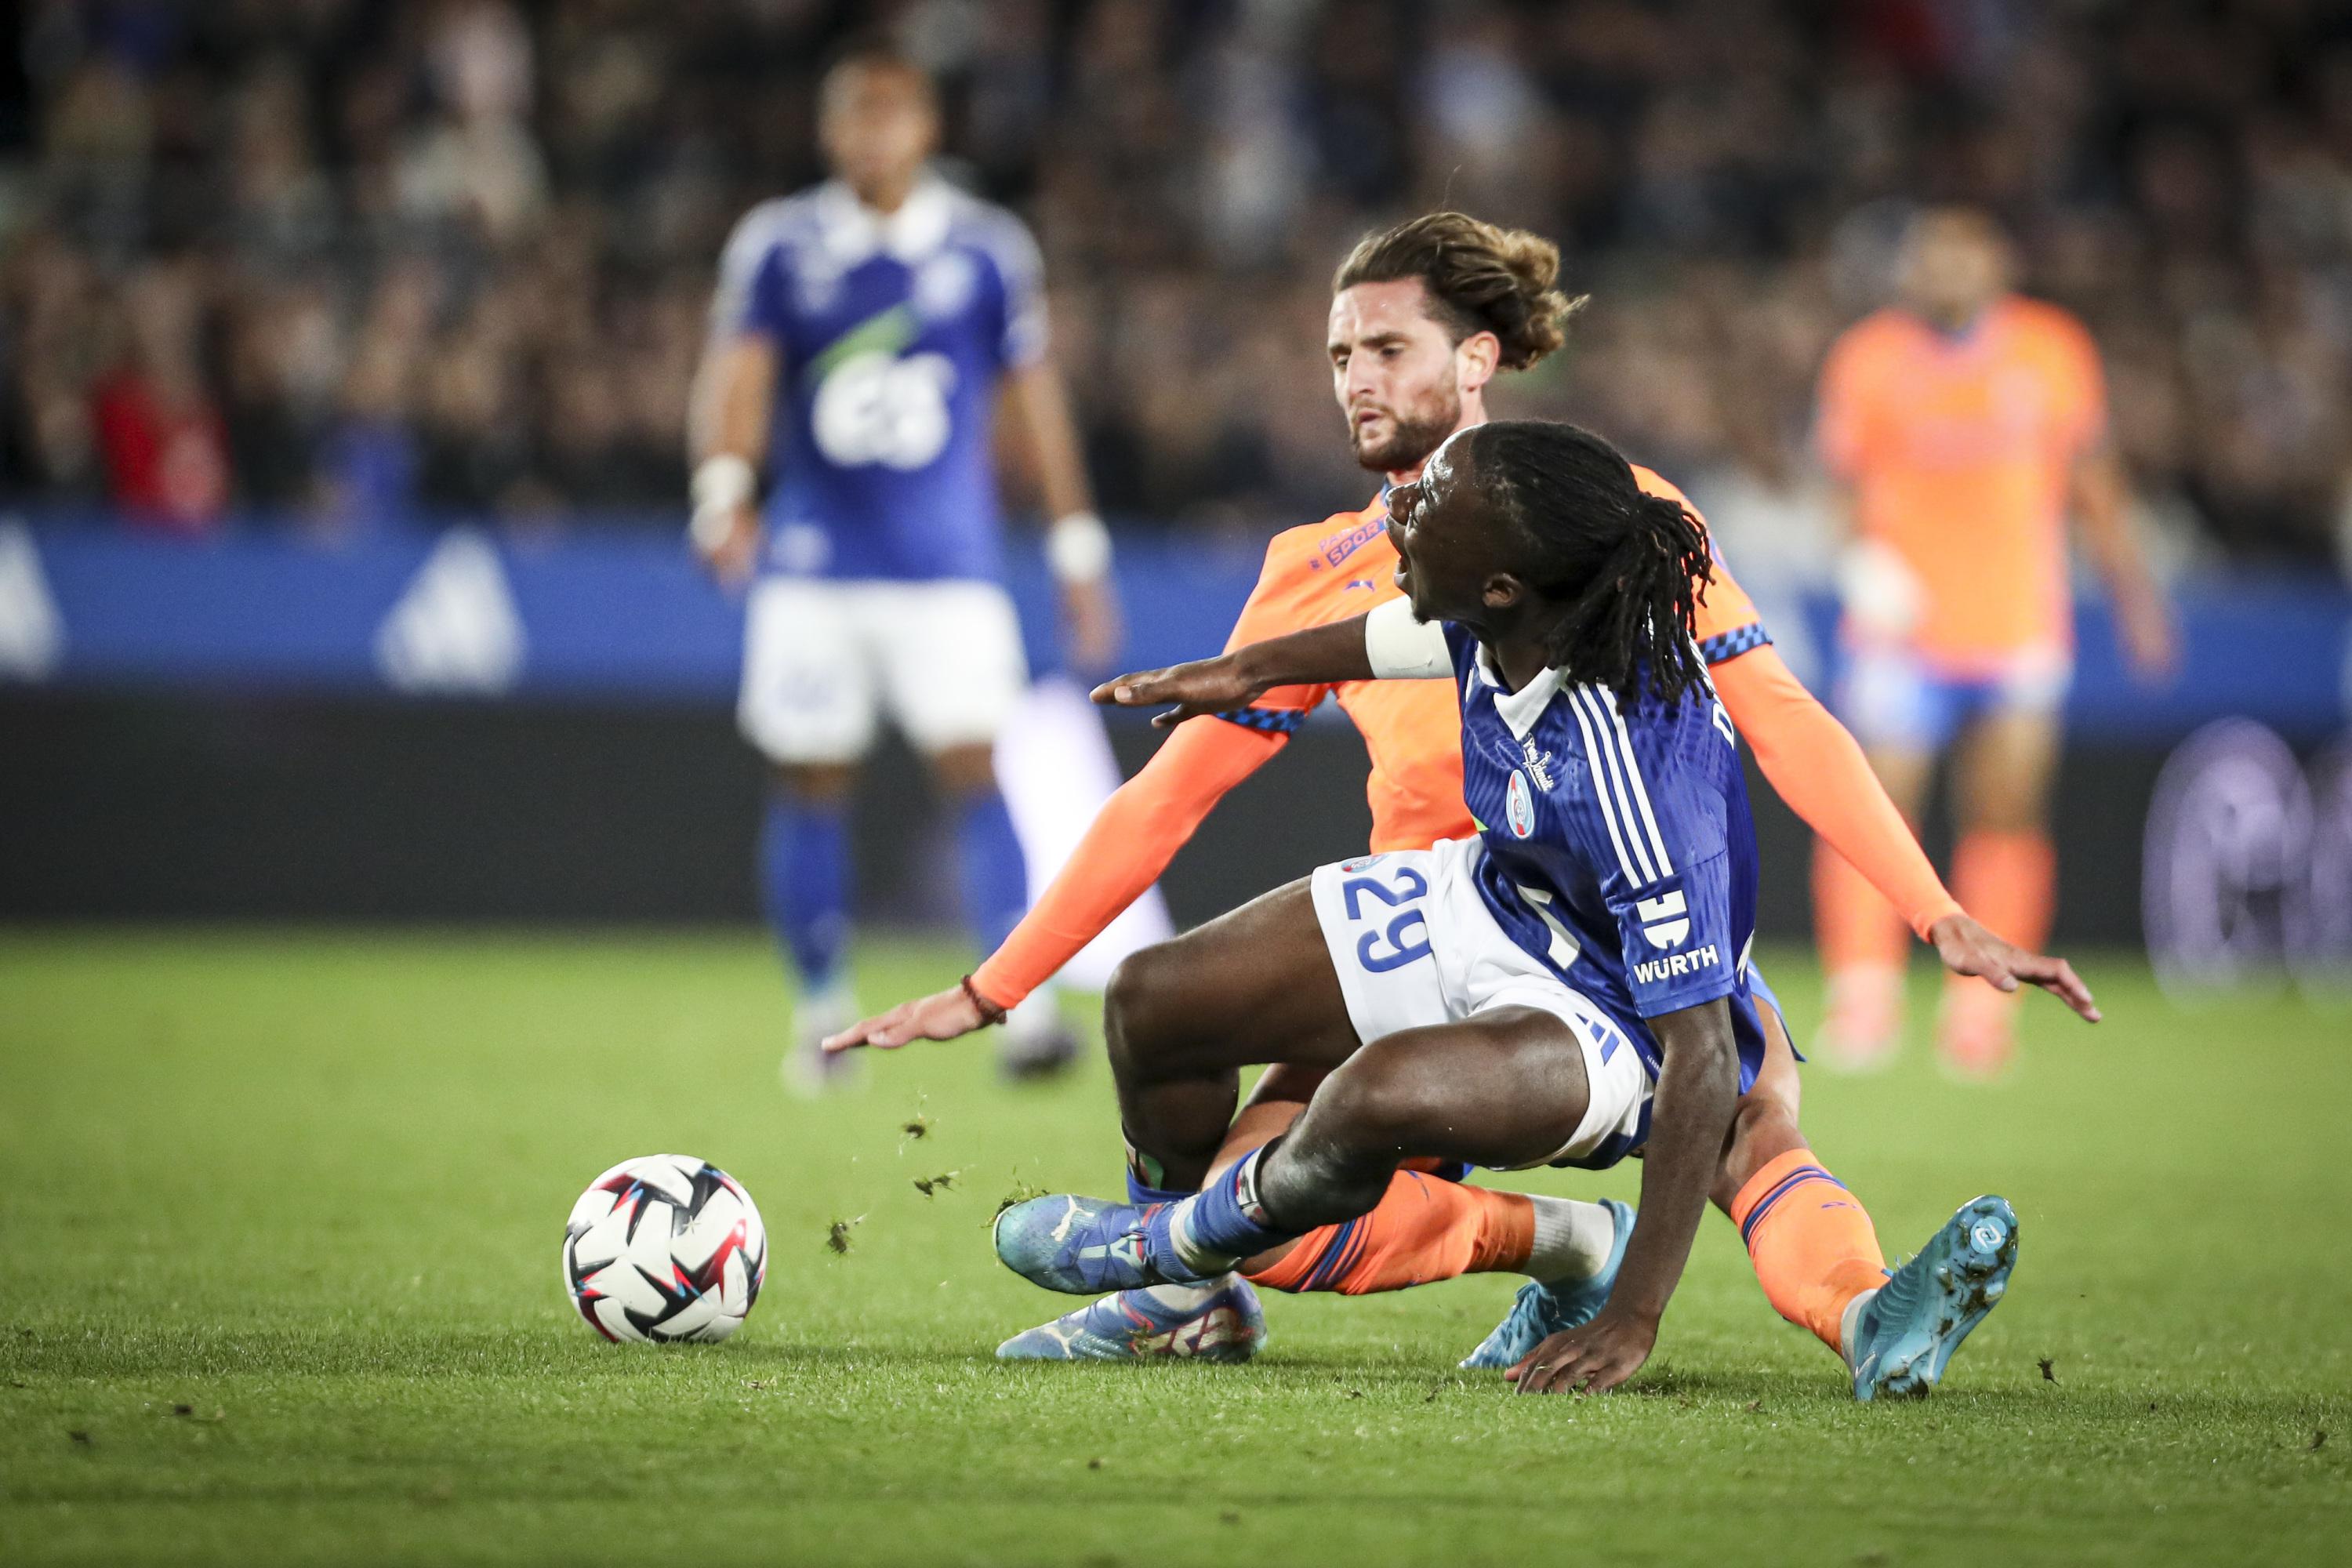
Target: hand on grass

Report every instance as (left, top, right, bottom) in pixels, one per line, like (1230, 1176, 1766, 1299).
(1928, 913, 2101, 1022)
(1507, 1308, 1657, 1396)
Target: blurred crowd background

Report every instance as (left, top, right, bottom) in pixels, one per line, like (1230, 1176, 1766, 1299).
(5, 0, 2352, 577)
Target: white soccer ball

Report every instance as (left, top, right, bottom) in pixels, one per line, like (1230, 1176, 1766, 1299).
(563, 1154, 768, 1343)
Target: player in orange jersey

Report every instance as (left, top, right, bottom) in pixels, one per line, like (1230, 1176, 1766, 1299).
(829, 213, 2092, 1374)
(1812, 207, 2174, 1079)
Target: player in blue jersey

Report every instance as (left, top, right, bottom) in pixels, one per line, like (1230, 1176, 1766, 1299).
(688, 45, 1120, 1088)
(992, 421, 2034, 1397)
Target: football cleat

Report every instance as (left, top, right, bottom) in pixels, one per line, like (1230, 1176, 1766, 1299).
(993, 1193, 1190, 1294)
(1936, 994, 2017, 1083)
(1817, 966, 1904, 1075)
(997, 1018, 1081, 1082)
(1460, 1199, 1635, 1369)
(996, 1278, 1268, 1363)
(1848, 1194, 2019, 1402)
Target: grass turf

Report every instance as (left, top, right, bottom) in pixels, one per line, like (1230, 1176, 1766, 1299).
(1, 929, 2347, 1566)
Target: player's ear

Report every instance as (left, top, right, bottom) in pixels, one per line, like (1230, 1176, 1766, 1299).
(1481, 572, 1524, 610)
(1456, 331, 1500, 394)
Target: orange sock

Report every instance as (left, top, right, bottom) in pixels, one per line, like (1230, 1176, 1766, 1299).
(1245, 1173, 1534, 1295)
(1946, 829, 2056, 1017)
(1729, 1149, 1887, 1356)
(1814, 842, 1910, 1000)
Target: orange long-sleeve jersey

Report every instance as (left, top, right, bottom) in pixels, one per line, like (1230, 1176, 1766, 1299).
(971, 477, 1962, 1010)
(1816, 296, 2107, 672)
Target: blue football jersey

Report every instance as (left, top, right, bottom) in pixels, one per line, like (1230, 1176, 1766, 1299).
(1442, 625, 1769, 1092)
(711, 176, 1047, 582)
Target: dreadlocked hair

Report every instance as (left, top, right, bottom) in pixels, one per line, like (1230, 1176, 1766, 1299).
(1465, 421, 1715, 709)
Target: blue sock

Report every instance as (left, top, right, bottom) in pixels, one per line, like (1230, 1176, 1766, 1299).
(956, 786, 1029, 953)
(1156, 1146, 1303, 1276)
(759, 794, 851, 993)
(1128, 1174, 1192, 1207)
(1124, 1141, 1191, 1206)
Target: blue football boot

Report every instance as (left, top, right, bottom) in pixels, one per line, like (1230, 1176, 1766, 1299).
(996, 1279, 1269, 1363)
(1848, 1194, 2019, 1402)
(1460, 1199, 1636, 1370)
(993, 1194, 1193, 1294)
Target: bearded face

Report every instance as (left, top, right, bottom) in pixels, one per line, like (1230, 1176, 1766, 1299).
(1348, 380, 1462, 473)
(1329, 279, 1475, 479)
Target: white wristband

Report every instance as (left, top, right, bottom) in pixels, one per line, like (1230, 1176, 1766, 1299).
(1835, 537, 1924, 642)
(1047, 511, 1113, 584)
(690, 455, 755, 552)
(1363, 595, 1451, 677)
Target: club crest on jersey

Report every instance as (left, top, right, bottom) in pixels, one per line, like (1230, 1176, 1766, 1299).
(1505, 771, 1535, 838)
(913, 252, 977, 320)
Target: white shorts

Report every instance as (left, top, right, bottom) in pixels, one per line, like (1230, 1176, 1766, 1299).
(737, 577, 1029, 764)
(1308, 837, 1655, 1170)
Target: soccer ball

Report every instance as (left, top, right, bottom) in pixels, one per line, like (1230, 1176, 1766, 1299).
(563, 1155, 768, 1343)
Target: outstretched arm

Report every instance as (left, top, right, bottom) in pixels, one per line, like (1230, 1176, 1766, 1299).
(1712, 644, 2099, 1022)
(1512, 999, 1741, 1395)
(1096, 599, 1449, 728)
(823, 717, 1288, 1051)
(1094, 615, 1373, 728)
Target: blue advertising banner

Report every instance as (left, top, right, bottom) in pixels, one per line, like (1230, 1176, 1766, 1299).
(2, 519, 2346, 742)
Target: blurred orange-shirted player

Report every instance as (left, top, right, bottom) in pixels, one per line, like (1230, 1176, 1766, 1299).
(1813, 207, 2174, 1077)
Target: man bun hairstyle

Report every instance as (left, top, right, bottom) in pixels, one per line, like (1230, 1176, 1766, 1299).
(1466, 421, 1713, 708)
(1334, 212, 1588, 371)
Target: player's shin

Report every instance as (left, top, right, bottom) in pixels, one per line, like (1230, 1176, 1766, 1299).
(956, 786, 1030, 951)
(958, 786, 1075, 1074)
(1729, 1148, 1888, 1359)
(1157, 1142, 1316, 1276)
(761, 793, 851, 1000)
(1941, 829, 2056, 1072)
(1243, 1175, 1623, 1296)
(1812, 844, 1907, 1068)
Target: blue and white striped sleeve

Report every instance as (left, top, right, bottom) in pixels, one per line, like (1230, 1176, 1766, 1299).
(1564, 688, 1738, 1017)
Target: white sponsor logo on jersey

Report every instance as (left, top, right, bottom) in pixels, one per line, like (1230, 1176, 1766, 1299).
(812, 351, 957, 470)
(1632, 944, 1721, 985)
(1636, 888, 1691, 949)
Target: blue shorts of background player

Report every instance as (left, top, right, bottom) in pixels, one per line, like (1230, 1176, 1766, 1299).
(1835, 641, 2071, 753)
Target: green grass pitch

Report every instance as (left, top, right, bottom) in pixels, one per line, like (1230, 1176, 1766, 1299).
(2, 929, 2347, 1566)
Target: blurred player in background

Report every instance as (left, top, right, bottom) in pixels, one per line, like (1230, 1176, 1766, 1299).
(688, 45, 1120, 1089)
(1813, 207, 2175, 1078)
